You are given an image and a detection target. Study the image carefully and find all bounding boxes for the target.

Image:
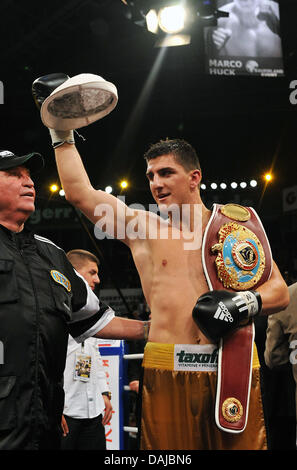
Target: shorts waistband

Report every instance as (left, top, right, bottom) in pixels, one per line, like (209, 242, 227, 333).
(143, 342, 260, 371)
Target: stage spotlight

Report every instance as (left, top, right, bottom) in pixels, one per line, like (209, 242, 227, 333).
(250, 179, 257, 187)
(122, 1, 229, 47)
(201, 183, 206, 190)
(158, 5, 186, 34)
(59, 189, 65, 197)
(155, 32, 191, 47)
(146, 9, 158, 33)
(105, 185, 113, 194)
(231, 182, 238, 189)
(240, 182, 247, 188)
(145, 4, 191, 47)
(220, 182, 227, 189)
(210, 182, 217, 189)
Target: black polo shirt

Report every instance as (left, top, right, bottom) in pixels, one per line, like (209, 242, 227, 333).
(0, 225, 114, 449)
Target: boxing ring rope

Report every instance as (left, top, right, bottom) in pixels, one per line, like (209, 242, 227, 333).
(123, 425, 138, 433)
(123, 353, 144, 360)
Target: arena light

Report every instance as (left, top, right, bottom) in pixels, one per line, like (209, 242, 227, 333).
(120, 180, 128, 189)
(148, 3, 191, 47)
(158, 5, 186, 34)
(121, 1, 229, 48)
(50, 184, 59, 193)
(105, 185, 113, 194)
(59, 189, 65, 197)
(146, 9, 158, 33)
(155, 33, 191, 48)
(264, 173, 273, 183)
(199, 180, 259, 192)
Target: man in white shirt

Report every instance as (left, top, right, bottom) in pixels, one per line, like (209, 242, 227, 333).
(61, 249, 112, 450)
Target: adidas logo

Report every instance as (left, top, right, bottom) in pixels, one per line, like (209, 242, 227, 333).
(214, 301, 234, 322)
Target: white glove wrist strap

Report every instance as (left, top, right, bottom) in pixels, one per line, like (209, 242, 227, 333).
(49, 129, 75, 148)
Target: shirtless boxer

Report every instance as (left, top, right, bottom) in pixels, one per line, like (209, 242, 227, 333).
(212, 0, 282, 57)
(33, 76, 289, 449)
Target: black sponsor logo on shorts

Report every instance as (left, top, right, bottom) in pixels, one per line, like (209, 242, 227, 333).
(176, 348, 218, 366)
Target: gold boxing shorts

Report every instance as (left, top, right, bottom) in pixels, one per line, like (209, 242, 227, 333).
(140, 342, 267, 450)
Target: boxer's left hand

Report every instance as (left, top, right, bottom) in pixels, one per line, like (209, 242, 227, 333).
(32, 73, 75, 147)
(192, 290, 262, 343)
(32, 73, 69, 109)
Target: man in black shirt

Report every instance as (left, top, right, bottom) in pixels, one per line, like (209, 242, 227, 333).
(0, 150, 149, 450)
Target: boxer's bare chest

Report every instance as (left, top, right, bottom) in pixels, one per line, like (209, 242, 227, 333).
(131, 228, 208, 301)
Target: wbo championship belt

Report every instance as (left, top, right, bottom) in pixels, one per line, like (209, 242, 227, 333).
(202, 203, 272, 433)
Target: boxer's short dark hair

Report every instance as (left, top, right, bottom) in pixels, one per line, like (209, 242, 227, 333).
(144, 139, 201, 172)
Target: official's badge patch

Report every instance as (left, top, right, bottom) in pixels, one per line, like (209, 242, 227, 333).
(222, 397, 243, 423)
(50, 270, 71, 292)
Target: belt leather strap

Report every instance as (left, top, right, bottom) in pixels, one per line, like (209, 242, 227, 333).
(202, 204, 272, 433)
(216, 324, 255, 433)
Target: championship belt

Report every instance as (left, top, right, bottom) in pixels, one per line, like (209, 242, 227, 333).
(202, 203, 272, 433)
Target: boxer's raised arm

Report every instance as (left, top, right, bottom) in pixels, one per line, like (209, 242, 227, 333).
(54, 143, 131, 242)
(32, 73, 146, 243)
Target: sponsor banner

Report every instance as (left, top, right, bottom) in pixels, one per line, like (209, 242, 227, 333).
(204, 0, 284, 77)
(174, 344, 218, 371)
(206, 57, 283, 77)
(27, 203, 79, 229)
